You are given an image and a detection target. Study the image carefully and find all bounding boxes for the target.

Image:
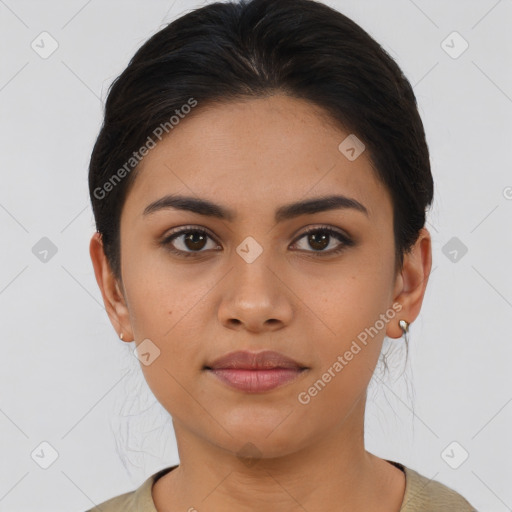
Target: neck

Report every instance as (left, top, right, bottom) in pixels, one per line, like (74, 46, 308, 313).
(152, 398, 405, 512)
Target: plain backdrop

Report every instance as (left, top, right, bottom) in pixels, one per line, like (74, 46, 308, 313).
(0, 0, 511, 511)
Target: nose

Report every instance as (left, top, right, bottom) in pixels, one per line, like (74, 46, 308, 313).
(217, 254, 294, 333)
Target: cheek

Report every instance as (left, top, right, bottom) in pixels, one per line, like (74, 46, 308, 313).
(295, 279, 390, 422)
(122, 255, 210, 369)
(307, 260, 394, 371)
(318, 266, 391, 325)
(122, 245, 184, 336)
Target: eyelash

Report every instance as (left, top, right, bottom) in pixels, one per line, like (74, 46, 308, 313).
(160, 224, 354, 258)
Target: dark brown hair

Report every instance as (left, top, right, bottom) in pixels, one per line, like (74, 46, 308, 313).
(89, 0, 433, 284)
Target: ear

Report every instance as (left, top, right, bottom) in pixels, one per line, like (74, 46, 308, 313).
(89, 231, 134, 342)
(386, 227, 432, 339)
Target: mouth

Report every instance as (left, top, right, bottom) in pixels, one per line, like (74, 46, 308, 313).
(204, 350, 309, 393)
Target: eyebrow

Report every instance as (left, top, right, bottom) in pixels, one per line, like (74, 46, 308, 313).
(142, 194, 369, 222)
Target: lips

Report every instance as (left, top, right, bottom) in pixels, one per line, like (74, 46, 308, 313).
(205, 350, 305, 370)
(204, 350, 308, 393)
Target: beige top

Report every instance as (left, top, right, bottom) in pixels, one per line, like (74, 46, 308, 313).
(86, 460, 477, 511)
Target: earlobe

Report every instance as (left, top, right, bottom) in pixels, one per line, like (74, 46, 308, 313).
(89, 232, 133, 342)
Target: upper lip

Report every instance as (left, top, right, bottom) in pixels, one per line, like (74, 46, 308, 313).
(205, 350, 306, 370)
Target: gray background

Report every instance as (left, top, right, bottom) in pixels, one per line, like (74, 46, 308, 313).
(0, 0, 511, 510)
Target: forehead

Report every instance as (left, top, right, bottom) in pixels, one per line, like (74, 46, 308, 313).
(123, 94, 392, 223)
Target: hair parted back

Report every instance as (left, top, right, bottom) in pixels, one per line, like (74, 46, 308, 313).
(89, 0, 433, 283)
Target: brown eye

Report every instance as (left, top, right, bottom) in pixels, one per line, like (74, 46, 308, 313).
(161, 227, 220, 257)
(291, 226, 354, 255)
(306, 230, 330, 251)
(182, 232, 208, 251)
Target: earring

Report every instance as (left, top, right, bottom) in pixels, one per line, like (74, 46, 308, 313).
(119, 332, 124, 340)
(398, 320, 409, 335)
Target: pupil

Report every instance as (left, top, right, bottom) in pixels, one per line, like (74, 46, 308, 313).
(310, 231, 329, 250)
(185, 232, 206, 250)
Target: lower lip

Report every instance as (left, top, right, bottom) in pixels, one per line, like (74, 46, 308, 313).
(207, 368, 306, 392)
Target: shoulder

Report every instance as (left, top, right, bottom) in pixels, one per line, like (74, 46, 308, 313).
(84, 466, 177, 512)
(398, 463, 478, 512)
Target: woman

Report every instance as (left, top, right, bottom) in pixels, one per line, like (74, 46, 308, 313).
(87, 0, 477, 510)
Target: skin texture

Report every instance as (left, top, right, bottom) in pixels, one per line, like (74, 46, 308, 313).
(90, 93, 432, 512)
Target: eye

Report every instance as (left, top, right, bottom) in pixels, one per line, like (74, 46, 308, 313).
(291, 225, 354, 255)
(160, 224, 354, 258)
(161, 226, 220, 257)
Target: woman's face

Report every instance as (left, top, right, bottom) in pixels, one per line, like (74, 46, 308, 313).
(92, 94, 430, 459)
